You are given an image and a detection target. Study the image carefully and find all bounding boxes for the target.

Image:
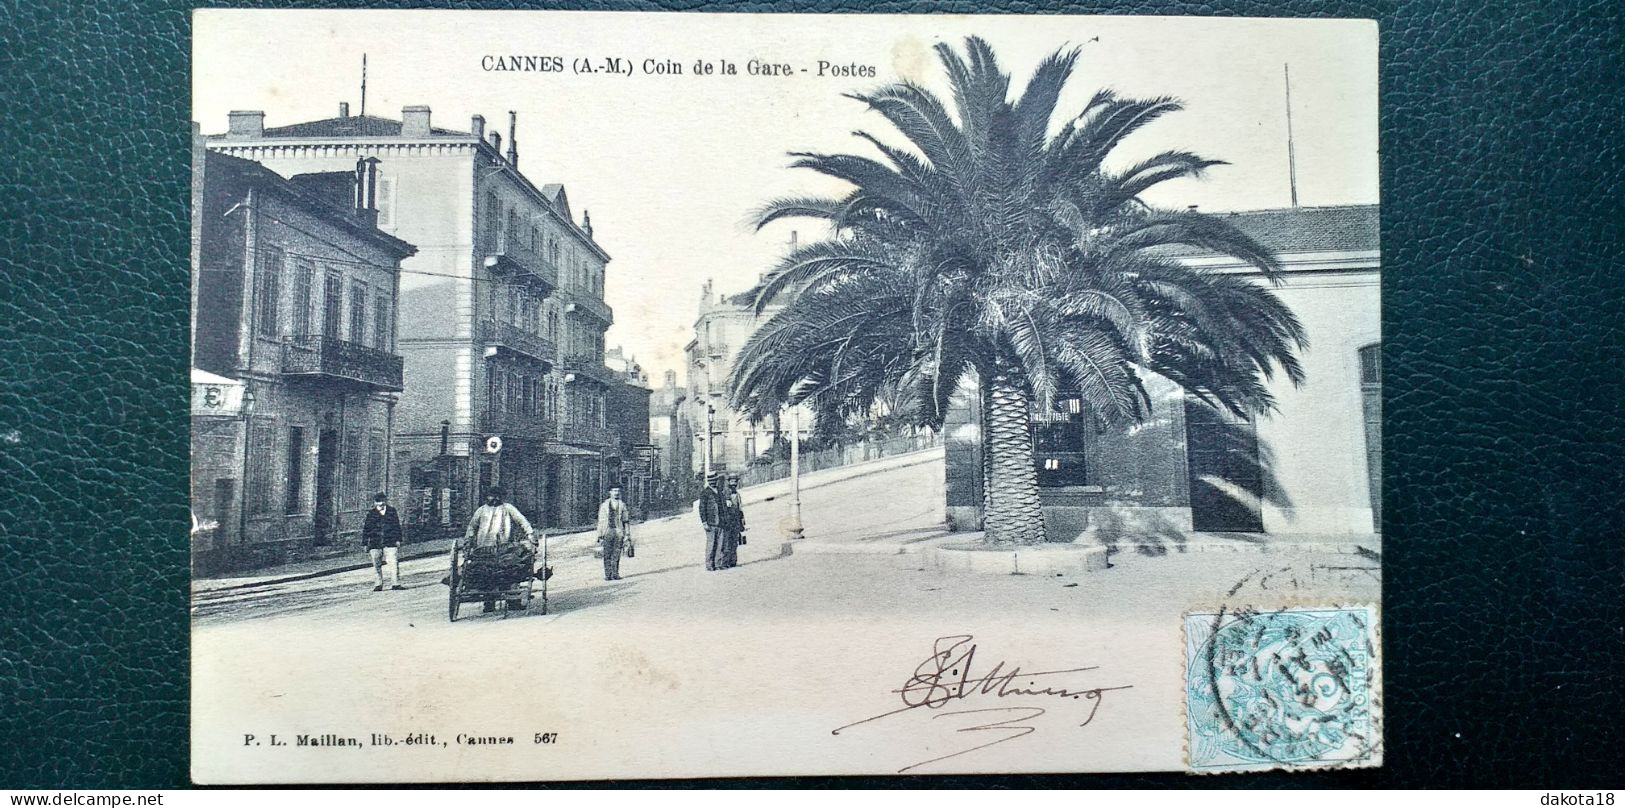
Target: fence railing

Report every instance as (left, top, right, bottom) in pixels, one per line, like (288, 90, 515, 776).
(734, 431, 941, 488)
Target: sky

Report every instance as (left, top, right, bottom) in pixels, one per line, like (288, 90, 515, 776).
(194, 10, 1377, 383)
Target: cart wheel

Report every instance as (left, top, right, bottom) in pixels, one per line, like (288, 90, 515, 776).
(447, 549, 461, 622)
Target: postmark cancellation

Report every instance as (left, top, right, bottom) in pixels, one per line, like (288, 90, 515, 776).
(1183, 605, 1382, 774)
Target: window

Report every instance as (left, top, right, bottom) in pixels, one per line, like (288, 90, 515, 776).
(255, 246, 283, 338)
(284, 427, 304, 514)
(373, 296, 390, 350)
(484, 192, 501, 248)
(291, 259, 314, 337)
(349, 282, 367, 344)
(1033, 395, 1090, 487)
(247, 419, 277, 515)
(322, 272, 343, 339)
(367, 431, 385, 496)
(548, 310, 559, 343)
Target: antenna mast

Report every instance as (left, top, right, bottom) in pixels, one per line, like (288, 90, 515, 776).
(360, 54, 368, 118)
(1285, 63, 1299, 208)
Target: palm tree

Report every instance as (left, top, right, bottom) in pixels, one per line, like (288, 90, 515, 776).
(729, 37, 1307, 545)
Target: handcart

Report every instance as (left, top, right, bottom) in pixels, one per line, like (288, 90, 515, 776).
(447, 533, 550, 621)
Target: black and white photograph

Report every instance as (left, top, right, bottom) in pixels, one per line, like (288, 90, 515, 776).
(187, 10, 1379, 782)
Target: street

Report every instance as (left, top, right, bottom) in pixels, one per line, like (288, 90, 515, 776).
(191, 453, 1381, 782)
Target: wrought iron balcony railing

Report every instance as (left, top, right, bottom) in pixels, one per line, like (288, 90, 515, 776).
(282, 335, 404, 392)
(561, 289, 614, 326)
(483, 230, 557, 294)
(476, 318, 556, 365)
(479, 408, 551, 442)
(559, 352, 620, 386)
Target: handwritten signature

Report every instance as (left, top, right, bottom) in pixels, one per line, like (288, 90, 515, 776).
(833, 634, 1133, 773)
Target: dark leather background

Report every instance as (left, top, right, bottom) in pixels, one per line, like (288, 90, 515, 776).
(1, 0, 1620, 789)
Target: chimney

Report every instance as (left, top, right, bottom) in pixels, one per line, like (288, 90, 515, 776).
(506, 111, 519, 167)
(339, 102, 350, 118)
(353, 157, 381, 227)
(583, 210, 593, 238)
(401, 105, 432, 137)
(470, 114, 486, 141)
(488, 131, 501, 152)
(226, 110, 265, 139)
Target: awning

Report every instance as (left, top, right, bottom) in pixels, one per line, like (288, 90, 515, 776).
(191, 368, 246, 417)
(545, 444, 601, 458)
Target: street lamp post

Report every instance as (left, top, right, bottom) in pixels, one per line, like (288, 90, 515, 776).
(704, 404, 715, 482)
(787, 404, 804, 539)
(237, 387, 257, 549)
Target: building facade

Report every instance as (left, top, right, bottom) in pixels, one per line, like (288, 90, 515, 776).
(208, 104, 618, 533)
(605, 347, 654, 513)
(190, 147, 416, 573)
(944, 204, 1381, 539)
(648, 370, 690, 480)
(684, 279, 814, 478)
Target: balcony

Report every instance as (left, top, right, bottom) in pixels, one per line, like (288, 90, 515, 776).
(480, 409, 550, 443)
(559, 352, 620, 386)
(476, 318, 556, 366)
(561, 289, 614, 326)
(483, 231, 557, 295)
(282, 336, 403, 392)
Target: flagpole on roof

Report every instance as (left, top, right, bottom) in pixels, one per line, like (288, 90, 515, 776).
(1285, 63, 1299, 208)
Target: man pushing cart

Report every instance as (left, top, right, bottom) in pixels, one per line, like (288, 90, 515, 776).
(445, 487, 550, 620)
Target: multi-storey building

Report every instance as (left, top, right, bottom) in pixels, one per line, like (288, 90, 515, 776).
(207, 103, 618, 532)
(648, 370, 690, 480)
(190, 144, 416, 573)
(604, 347, 654, 512)
(686, 278, 815, 479)
(944, 204, 1381, 539)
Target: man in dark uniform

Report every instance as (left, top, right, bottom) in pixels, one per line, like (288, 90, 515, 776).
(361, 492, 405, 592)
(699, 473, 724, 571)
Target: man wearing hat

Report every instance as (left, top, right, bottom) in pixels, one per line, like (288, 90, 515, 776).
(459, 486, 537, 612)
(596, 485, 631, 581)
(698, 473, 725, 571)
(361, 492, 404, 591)
(720, 474, 746, 569)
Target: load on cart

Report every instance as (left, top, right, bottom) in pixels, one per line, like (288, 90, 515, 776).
(446, 487, 552, 621)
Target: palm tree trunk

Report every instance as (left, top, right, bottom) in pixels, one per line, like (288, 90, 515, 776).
(982, 364, 1046, 545)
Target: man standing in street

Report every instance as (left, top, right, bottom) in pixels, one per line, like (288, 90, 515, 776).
(362, 492, 404, 592)
(459, 486, 537, 612)
(597, 485, 631, 581)
(699, 473, 724, 571)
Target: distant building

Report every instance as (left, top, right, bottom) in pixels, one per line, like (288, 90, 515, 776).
(944, 204, 1381, 539)
(648, 370, 690, 480)
(684, 279, 812, 478)
(190, 140, 416, 573)
(207, 104, 619, 532)
(605, 347, 654, 512)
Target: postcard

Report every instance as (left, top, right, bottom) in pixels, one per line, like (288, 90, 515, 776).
(189, 9, 1380, 782)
